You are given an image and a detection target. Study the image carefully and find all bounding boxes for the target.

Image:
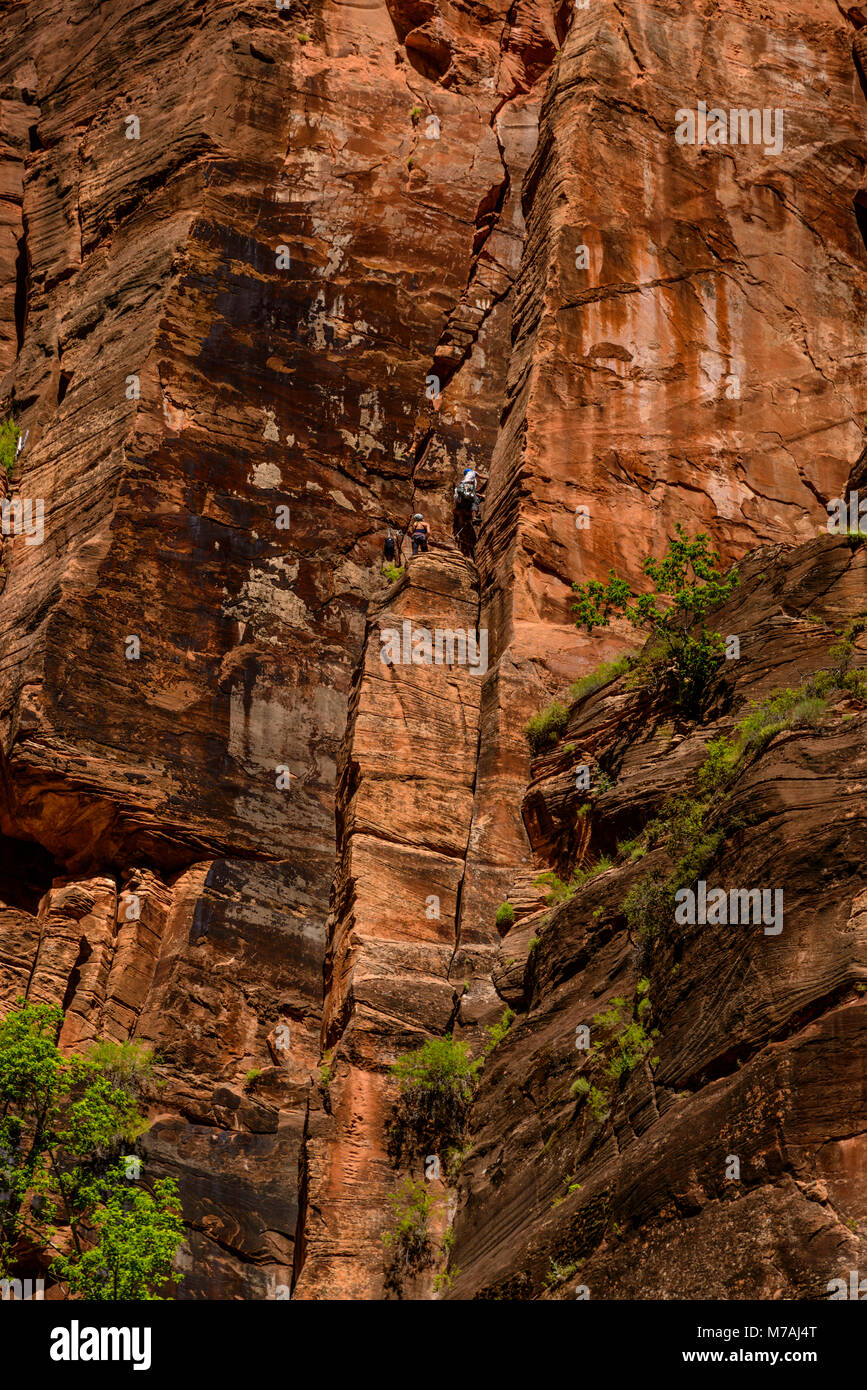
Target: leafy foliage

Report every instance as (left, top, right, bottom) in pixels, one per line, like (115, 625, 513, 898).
(568, 655, 635, 704)
(484, 1009, 515, 1056)
(0, 417, 19, 477)
(319, 1048, 333, 1090)
(533, 857, 613, 907)
(570, 984, 659, 1125)
(735, 687, 827, 752)
(382, 1179, 435, 1291)
(525, 699, 569, 753)
(619, 625, 866, 950)
(0, 1001, 182, 1298)
(52, 1172, 183, 1300)
(621, 784, 724, 948)
(524, 656, 637, 756)
(382, 562, 404, 584)
(388, 1035, 480, 1166)
(495, 902, 515, 931)
(571, 526, 739, 717)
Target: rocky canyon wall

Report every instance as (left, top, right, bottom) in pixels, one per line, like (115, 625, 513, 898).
(0, 0, 865, 1299)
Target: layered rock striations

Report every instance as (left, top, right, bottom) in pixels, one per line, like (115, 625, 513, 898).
(449, 534, 867, 1298)
(0, 0, 864, 1298)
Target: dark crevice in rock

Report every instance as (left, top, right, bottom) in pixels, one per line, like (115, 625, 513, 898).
(0, 833, 60, 914)
(60, 936, 93, 1013)
(291, 1092, 311, 1293)
(447, 564, 484, 981)
(854, 189, 867, 253)
(13, 234, 27, 354)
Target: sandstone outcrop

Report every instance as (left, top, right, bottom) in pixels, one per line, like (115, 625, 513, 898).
(0, 0, 865, 1300)
(449, 534, 867, 1298)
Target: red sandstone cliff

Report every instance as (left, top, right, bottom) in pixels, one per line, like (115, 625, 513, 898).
(0, 0, 865, 1299)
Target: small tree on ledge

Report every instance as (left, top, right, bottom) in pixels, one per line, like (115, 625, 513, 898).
(571, 525, 739, 718)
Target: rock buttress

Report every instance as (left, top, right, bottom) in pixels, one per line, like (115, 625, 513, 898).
(0, 0, 560, 1296)
(294, 550, 495, 1299)
(448, 536, 867, 1299)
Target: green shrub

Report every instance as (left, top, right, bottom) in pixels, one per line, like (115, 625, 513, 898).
(569, 1075, 609, 1123)
(622, 641, 867, 952)
(0, 417, 20, 477)
(736, 688, 826, 752)
(544, 1256, 583, 1287)
(823, 619, 867, 698)
(623, 873, 673, 943)
(571, 526, 739, 717)
(525, 700, 569, 753)
(84, 1039, 155, 1093)
(382, 1179, 435, 1290)
(389, 1035, 479, 1165)
(527, 935, 541, 953)
(243, 1068, 262, 1090)
(433, 1265, 459, 1293)
(319, 1048, 334, 1090)
(443, 1142, 473, 1180)
(382, 562, 404, 583)
(495, 902, 515, 931)
(568, 655, 635, 703)
(625, 822, 723, 948)
(484, 1008, 515, 1056)
(534, 857, 611, 906)
(534, 870, 573, 904)
(570, 986, 659, 1126)
(697, 735, 739, 793)
(616, 837, 647, 862)
(598, 1010, 657, 1082)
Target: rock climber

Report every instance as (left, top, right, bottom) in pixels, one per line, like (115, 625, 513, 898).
(455, 466, 487, 519)
(383, 526, 399, 567)
(408, 512, 431, 556)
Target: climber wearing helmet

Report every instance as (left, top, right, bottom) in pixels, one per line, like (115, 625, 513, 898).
(408, 512, 431, 556)
(455, 466, 487, 519)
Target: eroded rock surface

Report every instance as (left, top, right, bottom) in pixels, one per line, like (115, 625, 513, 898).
(448, 536, 867, 1299)
(0, 0, 864, 1299)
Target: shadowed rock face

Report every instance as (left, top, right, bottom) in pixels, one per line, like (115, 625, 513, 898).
(0, 0, 864, 1298)
(448, 536, 867, 1299)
